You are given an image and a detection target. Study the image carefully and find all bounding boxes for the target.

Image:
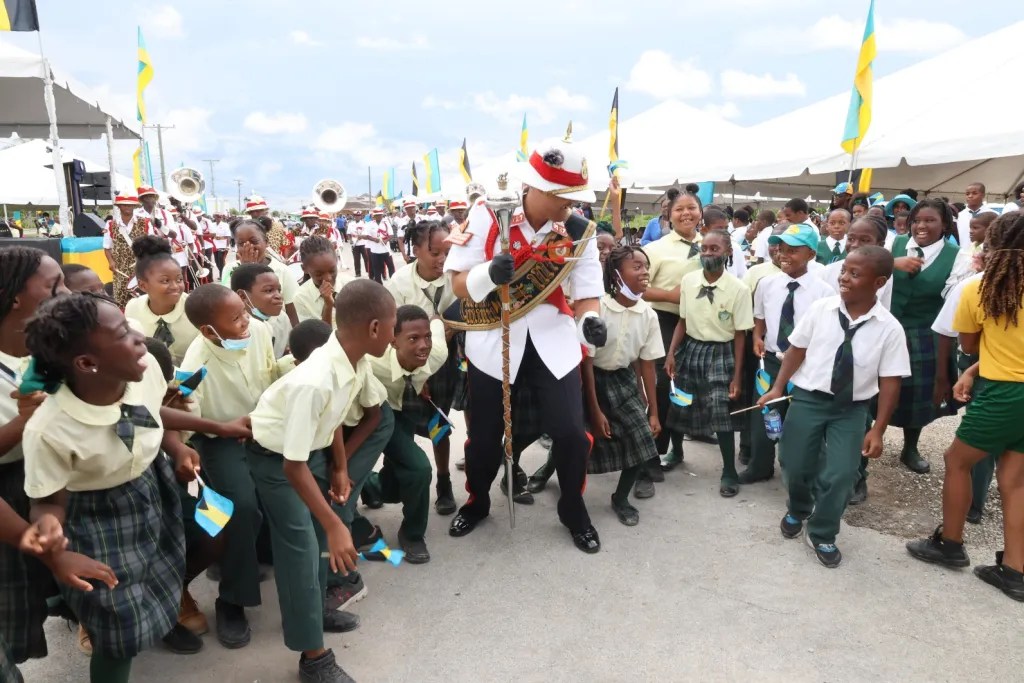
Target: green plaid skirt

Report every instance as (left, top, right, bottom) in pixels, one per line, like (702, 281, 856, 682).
(667, 338, 744, 434)
(0, 461, 55, 664)
(588, 366, 658, 474)
(0, 633, 23, 683)
(890, 325, 957, 428)
(64, 455, 185, 659)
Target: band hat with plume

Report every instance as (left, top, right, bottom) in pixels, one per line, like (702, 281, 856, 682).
(245, 195, 269, 213)
(514, 139, 596, 203)
(114, 194, 141, 206)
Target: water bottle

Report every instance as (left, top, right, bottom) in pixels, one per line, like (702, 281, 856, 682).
(763, 408, 784, 441)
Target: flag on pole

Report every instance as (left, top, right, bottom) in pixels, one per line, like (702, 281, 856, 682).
(194, 475, 234, 538)
(669, 381, 693, 407)
(411, 161, 420, 196)
(840, 0, 876, 154)
(137, 27, 154, 123)
(516, 114, 528, 162)
(0, 0, 39, 31)
(609, 87, 619, 164)
(458, 138, 472, 183)
(858, 168, 873, 193)
(375, 191, 385, 207)
(382, 168, 395, 200)
(422, 149, 441, 194)
(132, 146, 144, 187)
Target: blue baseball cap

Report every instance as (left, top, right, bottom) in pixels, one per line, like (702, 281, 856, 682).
(769, 222, 819, 251)
(833, 182, 853, 195)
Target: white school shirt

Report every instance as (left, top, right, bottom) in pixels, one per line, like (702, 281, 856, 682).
(754, 271, 836, 354)
(0, 350, 30, 465)
(267, 312, 292, 358)
(824, 236, 847, 254)
(727, 253, 747, 279)
(788, 296, 910, 402)
(592, 296, 664, 371)
(818, 260, 893, 311)
(932, 272, 983, 338)
(956, 205, 993, 250)
(444, 203, 603, 382)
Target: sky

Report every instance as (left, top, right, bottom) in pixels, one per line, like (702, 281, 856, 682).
(1, 0, 1014, 210)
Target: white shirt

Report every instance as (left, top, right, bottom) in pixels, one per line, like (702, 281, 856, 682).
(903, 236, 947, 270)
(819, 260, 894, 311)
(213, 221, 232, 250)
(932, 272, 983, 338)
(754, 226, 773, 261)
(592, 296, 664, 371)
(754, 271, 836, 354)
(102, 213, 145, 250)
(267, 311, 292, 358)
(727, 253, 747, 279)
(367, 219, 392, 254)
(824, 236, 847, 254)
(788, 296, 910, 402)
(444, 202, 602, 381)
(956, 205, 992, 249)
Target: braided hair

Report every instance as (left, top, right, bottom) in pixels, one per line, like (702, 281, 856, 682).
(24, 292, 114, 386)
(852, 215, 889, 244)
(0, 246, 46, 323)
(132, 234, 176, 280)
(405, 220, 448, 251)
(906, 197, 957, 245)
(231, 218, 268, 240)
(979, 211, 1024, 328)
(704, 229, 735, 267)
(604, 245, 649, 295)
(298, 235, 336, 285)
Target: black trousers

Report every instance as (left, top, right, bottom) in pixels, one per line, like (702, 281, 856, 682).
(352, 245, 366, 277)
(369, 252, 395, 283)
(461, 337, 592, 532)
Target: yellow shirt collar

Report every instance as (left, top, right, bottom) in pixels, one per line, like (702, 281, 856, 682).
(53, 373, 149, 427)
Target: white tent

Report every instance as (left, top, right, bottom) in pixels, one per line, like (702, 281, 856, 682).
(0, 139, 134, 206)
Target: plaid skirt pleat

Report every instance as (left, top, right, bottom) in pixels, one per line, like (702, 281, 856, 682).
(588, 366, 658, 474)
(667, 338, 744, 434)
(0, 633, 23, 683)
(890, 325, 956, 428)
(0, 462, 54, 664)
(451, 332, 471, 411)
(63, 455, 185, 659)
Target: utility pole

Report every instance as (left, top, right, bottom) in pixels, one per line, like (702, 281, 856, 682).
(234, 178, 243, 212)
(143, 124, 176, 192)
(202, 159, 220, 198)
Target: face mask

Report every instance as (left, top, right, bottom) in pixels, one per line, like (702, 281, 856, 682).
(243, 293, 270, 321)
(700, 255, 727, 272)
(615, 272, 644, 302)
(208, 327, 251, 351)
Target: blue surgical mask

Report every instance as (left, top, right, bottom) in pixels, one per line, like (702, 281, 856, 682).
(243, 293, 270, 321)
(208, 326, 251, 351)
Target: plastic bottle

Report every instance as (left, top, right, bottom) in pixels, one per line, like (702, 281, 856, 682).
(763, 408, 784, 441)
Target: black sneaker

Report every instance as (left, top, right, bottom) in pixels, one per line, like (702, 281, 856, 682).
(974, 552, 1024, 602)
(353, 524, 383, 553)
(804, 530, 842, 568)
(299, 649, 356, 683)
(214, 598, 250, 649)
(162, 623, 203, 654)
(434, 475, 456, 516)
(906, 526, 970, 568)
(325, 571, 367, 612)
(848, 478, 868, 506)
(966, 507, 983, 525)
(780, 513, 803, 539)
(611, 496, 639, 526)
(322, 610, 360, 633)
(397, 530, 430, 564)
(633, 468, 655, 499)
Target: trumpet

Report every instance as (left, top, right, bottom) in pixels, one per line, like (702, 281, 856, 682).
(312, 179, 347, 213)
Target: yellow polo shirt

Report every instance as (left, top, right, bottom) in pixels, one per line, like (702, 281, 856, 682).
(368, 319, 448, 411)
(125, 294, 199, 365)
(0, 350, 30, 465)
(180, 319, 278, 428)
(23, 356, 167, 498)
(644, 231, 703, 313)
(679, 270, 754, 343)
(385, 263, 457, 314)
(954, 278, 1024, 382)
(250, 333, 387, 461)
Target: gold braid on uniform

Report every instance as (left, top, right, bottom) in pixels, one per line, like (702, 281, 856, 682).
(979, 210, 1024, 328)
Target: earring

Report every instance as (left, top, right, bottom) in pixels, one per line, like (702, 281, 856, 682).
(90, 368, 98, 373)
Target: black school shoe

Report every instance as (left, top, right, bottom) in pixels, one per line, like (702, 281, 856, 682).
(499, 464, 534, 504)
(804, 530, 842, 569)
(633, 468, 655, 499)
(900, 448, 930, 474)
(359, 479, 384, 510)
(397, 530, 430, 564)
(299, 649, 356, 683)
(611, 496, 639, 526)
(905, 526, 970, 568)
(848, 478, 868, 506)
(449, 512, 483, 537)
(322, 610, 360, 633)
(974, 552, 1024, 602)
(571, 525, 601, 554)
(966, 506, 983, 525)
(214, 598, 250, 649)
(162, 623, 203, 654)
(434, 475, 457, 516)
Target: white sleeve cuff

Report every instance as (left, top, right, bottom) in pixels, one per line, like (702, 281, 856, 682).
(466, 261, 498, 303)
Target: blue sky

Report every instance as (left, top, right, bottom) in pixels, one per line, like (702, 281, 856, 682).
(1, 0, 1013, 209)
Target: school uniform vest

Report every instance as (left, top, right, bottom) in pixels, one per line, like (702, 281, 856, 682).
(816, 238, 845, 265)
(889, 235, 959, 327)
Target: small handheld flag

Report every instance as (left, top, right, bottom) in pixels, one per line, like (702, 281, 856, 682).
(194, 474, 234, 537)
(669, 381, 693, 407)
(458, 358, 468, 373)
(755, 359, 772, 396)
(357, 538, 404, 566)
(173, 366, 207, 398)
(427, 411, 451, 445)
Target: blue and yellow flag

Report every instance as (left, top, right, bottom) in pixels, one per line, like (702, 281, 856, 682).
(137, 27, 154, 123)
(516, 114, 528, 162)
(458, 138, 472, 184)
(195, 477, 234, 538)
(382, 167, 395, 201)
(669, 381, 693, 407)
(422, 149, 441, 194)
(609, 87, 619, 165)
(411, 161, 420, 196)
(858, 167, 874, 193)
(427, 411, 451, 445)
(841, 0, 876, 154)
(0, 0, 39, 31)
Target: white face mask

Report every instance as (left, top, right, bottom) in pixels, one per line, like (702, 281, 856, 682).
(616, 272, 644, 302)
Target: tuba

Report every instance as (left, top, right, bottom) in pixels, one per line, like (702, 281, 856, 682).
(169, 167, 206, 206)
(312, 179, 347, 213)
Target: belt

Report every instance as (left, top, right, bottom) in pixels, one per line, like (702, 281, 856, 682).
(803, 388, 869, 407)
(244, 439, 280, 458)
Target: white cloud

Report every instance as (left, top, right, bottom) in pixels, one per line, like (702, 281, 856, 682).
(157, 107, 214, 165)
(702, 103, 742, 121)
(625, 50, 713, 100)
(720, 70, 806, 98)
(256, 161, 283, 183)
(288, 30, 322, 47)
(356, 35, 429, 50)
(472, 86, 591, 126)
(802, 15, 966, 53)
(243, 112, 308, 135)
(150, 6, 183, 38)
(315, 122, 378, 152)
(422, 95, 457, 110)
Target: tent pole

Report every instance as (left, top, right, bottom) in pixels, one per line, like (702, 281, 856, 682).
(105, 116, 118, 198)
(36, 35, 71, 237)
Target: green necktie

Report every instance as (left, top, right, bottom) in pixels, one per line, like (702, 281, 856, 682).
(909, 246, 924, 278)
(777, 281, 799, 352)
(696, 285, 716, 304)
(831, 241, 842, 262)
(153, 318, 175, 348)
(683, 240, 699, 258)
(114, 404, 159, 452)
(830, 310, 864, 408)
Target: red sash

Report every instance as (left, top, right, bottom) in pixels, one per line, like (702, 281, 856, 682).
(483, 218, 572, 317)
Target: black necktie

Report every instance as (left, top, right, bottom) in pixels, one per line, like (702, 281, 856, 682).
(697, 285, 716, 304)
(831, 310, 864, 408)
(909, 246, 924, 278)
(402, 374, 418, 409)
(684, 240, 699, 258)
(831, 241, 842, 260)
(153, 318, 175, 347)
(115, 404, 159, 451)
(777, 281, 799, 352)
(421, 286, 444, 315)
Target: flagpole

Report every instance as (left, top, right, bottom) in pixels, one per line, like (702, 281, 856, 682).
(105, 116, 118, 198)
(35, 32, 72, 236)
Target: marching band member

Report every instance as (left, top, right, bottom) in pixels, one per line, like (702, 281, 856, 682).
(349, 210, 368, 278)
(103, 194, 146, 308)
(443, 139, 608, 554)
(367, 208, 395, 284)
(396, 198, 422, 263)
(245, 195, 287, 256)
(211, 211, 232, 274)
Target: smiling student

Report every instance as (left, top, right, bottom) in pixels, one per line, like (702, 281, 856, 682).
(221, 219, 300, 327)
(294, 236, 342, 326)
(232, 263, 290, 358)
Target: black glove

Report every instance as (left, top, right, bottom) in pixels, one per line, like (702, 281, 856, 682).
(488, 254, 515, 286)
(582, 316, 607, 347)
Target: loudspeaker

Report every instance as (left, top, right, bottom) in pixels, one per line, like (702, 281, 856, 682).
(73, 212, 106, 238)
(0, 237, 63, 263)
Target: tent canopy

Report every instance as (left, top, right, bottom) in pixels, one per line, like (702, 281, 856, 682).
(0, 139, 134, 206)
(0, 39, 140, 141)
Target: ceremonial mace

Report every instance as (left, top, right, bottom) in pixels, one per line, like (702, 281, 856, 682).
(489, 173, 520, 529)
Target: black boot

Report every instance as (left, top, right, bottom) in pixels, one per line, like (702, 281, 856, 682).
(527, 455, 556, 493)
(434, 474, 456, 516)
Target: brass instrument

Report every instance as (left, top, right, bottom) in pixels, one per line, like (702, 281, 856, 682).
(312, 179, 347, 213)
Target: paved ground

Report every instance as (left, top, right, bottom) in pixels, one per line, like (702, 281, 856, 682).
(21, 426, 1024, 683)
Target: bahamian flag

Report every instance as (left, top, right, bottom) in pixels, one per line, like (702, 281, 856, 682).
(411, 161, 420, 196)
(669, 381, 693, 407)
(422, 148, 441, 194)
(516, 113, 528, 162)
(858, 167, 873, 193)
(608, 87, 628, 177)
(841, 0, 876, 154)
(458, 138, 472, 183)
(382, 167, 395, 200)
(0, 0, 39, 31)
(137, 27, 154, 123)
(194, 475, 234, 538)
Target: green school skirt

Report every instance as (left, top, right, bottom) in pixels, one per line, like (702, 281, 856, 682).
(956, 379, 1024, 455)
